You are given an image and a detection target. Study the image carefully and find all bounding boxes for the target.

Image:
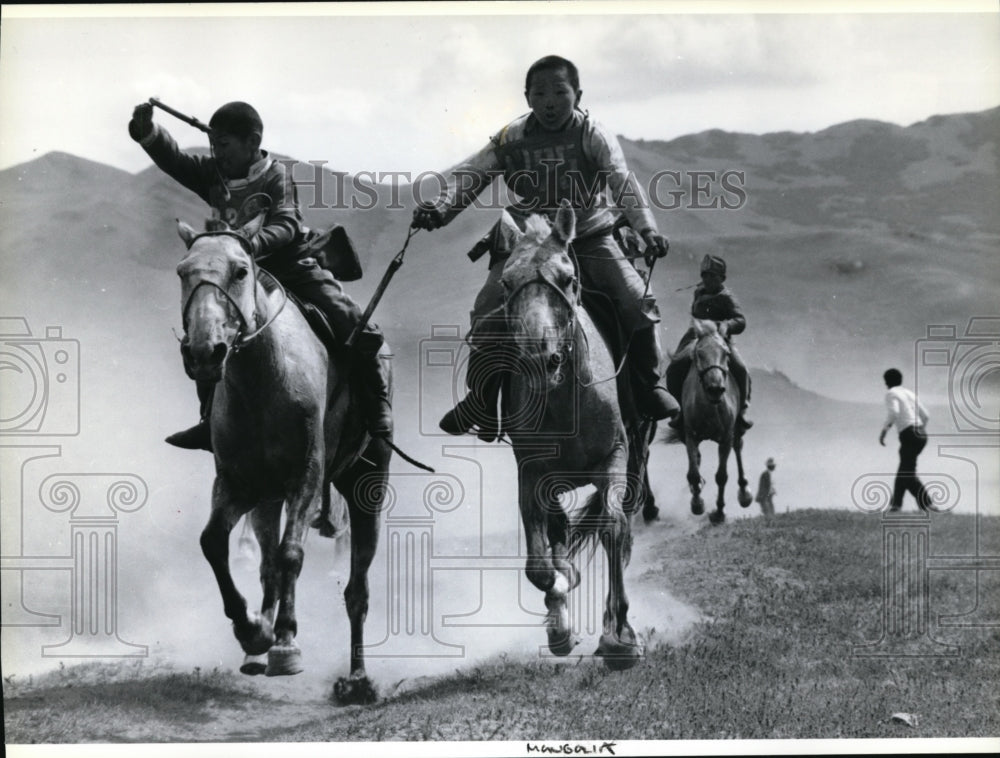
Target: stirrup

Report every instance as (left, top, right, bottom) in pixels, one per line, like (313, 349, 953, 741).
(439, 398, 498, 442)
(474, 420, 499, 444)
(439, 402, 473, 436)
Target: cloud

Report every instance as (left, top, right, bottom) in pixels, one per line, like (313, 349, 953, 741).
(1, 8, 998, 176)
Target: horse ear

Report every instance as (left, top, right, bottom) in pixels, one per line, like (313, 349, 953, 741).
(552, 199, 576, 246)
(495, 210, 525, 254)
(239, 212, 266, 240)
(177, 220, 199, 249)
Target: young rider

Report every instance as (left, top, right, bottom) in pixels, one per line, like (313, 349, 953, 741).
(129, 100, 392, 450)
(412, 55, 678, 441)
(666, 254, 752, 433)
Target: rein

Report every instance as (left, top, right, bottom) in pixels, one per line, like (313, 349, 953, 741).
(577, 255, 658, 388)
(502, 252, 660, 390)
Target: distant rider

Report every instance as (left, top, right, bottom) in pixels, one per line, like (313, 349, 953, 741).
(666, 254, 752, 433)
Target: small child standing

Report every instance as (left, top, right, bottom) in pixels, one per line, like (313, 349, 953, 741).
(755, 457, 776, 517)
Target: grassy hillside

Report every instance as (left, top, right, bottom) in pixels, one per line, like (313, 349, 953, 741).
(5, 510, 998, 743)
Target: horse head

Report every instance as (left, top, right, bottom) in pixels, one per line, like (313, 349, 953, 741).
(691, 318, 731, 402)
(500, 200, 581, 391)
(175, 216, 264, 383)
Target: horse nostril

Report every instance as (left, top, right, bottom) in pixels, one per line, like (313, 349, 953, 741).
(211, 343, 228, 362)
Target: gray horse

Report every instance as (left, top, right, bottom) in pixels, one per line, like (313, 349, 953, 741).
(175, 218, 389, 703)
(499, 201, 645, 670)
(674, 318, 753, 524)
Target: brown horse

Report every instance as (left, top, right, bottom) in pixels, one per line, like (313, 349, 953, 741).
(499, 201, 644, 670)
(175, 218, 389, 703)
(676, 318, 753, 524)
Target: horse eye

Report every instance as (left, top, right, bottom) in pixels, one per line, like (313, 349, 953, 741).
(234, 267, 249, 281)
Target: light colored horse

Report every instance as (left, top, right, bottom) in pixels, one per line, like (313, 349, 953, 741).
(677, 318, 753, 524)
(499, 201, 644, 670)
(175, 218, 389, 704)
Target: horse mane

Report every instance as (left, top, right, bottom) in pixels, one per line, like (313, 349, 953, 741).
(257, 268, 282, 296)
(522, 214, 552, 244)
(691, 318, 718, 337)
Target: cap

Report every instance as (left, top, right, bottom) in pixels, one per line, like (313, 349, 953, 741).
(701, 254, 727, 276)
(209, 102, 263, 139)
(766, 457, 776, 468)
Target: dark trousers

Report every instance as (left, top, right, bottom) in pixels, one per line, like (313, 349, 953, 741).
(893, 425, 929, 510)
(282, 264, 364, 343)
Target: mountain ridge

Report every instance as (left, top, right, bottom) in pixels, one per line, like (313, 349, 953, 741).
(1, 106, 996, 402)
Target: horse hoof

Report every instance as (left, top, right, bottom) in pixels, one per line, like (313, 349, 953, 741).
(595, 633, 644, 671)
(237, 612, 275, 656)
(691, 498, 704, 516)
(642, 504, 660, 523)
(311, 515, 343, 539)
(738, 490, 753, 508)
(332, 673, 379, 705)
(240, 653, 268, 676)
(547, 628, 580, 657)
(708, 509, 726, 525)
(265, 644, 303, 676)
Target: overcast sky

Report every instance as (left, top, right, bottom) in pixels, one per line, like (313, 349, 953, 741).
(1, 2, 998, 177)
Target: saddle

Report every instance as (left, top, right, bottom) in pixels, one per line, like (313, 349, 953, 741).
(275, 224, 363, 355)
(305, 225, 363, 282)
(284, 290, 342, 358)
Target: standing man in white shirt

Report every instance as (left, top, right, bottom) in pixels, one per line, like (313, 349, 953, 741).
(879, 368, 931, 511)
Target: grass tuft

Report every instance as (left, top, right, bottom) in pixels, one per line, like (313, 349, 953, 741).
(5, 510, 997, 742)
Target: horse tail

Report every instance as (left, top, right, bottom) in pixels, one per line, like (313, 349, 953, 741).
(566, 488, 629, 563)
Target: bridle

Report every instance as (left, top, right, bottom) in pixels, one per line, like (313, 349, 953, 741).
(503, 267, 581, 319)
(502, 266, 582, 372)
(180, 231, 287, 353)
(693, 329, 730, 385)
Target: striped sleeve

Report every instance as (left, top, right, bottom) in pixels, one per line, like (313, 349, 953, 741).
(584, 118, 658, 235)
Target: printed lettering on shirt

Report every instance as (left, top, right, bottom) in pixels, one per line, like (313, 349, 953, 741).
(504, 142, 589, 208)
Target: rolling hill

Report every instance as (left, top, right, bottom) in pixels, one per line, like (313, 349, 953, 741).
(2, 107, 996, 402)
(1, 108, 997, 726)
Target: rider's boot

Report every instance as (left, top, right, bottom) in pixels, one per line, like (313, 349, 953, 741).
(730, 348, 753, 430)
(353, 324, 393, 438)
(628, 325, 679, 421)
(664, 354, 688, 433)
(439, 342, 504, 442)
(166, 380, 214, 452)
